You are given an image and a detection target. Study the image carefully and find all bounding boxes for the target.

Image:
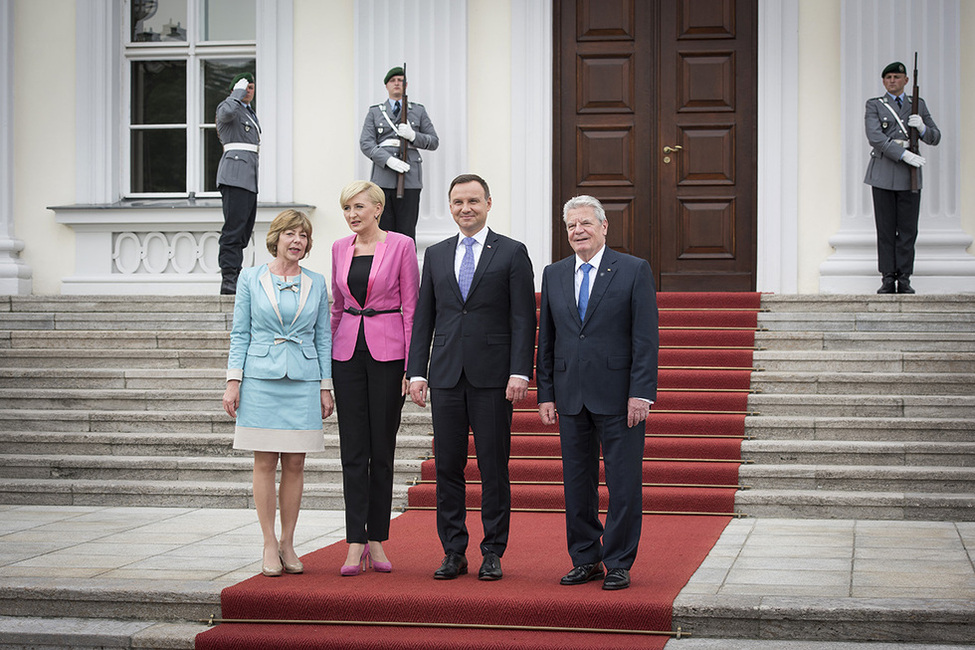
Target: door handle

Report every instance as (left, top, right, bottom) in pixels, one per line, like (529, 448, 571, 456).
(663, 145, 683, 154)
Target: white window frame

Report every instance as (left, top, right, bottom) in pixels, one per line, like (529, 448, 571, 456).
(121, 0, 257, 199)
(74, 0, 292, 205)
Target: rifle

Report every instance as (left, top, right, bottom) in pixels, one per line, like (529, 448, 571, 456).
(396, 62, 408, 199)
(909, 52, 919, 193)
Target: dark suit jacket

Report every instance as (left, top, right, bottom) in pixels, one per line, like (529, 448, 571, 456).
(536, 247, 658, 416)
(407, 229, 536, 389)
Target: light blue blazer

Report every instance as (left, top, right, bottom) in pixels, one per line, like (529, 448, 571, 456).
(227, 264, 332, 385)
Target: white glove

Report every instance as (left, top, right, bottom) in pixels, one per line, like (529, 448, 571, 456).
(907, 114, 926, 135)
(902, 151, 926, 168)
(386, 157, 411, 174)
(396, 122, 416, 142)
(233, 77, 249, 92)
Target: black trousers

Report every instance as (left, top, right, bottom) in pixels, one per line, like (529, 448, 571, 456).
(380, 188, 421, 240)
(431, 375, 512, 558)
(872, 186, 921, 277)
(333, 348, 405, 543)
(218, 184, 257, 271)
(559, 407, 645, 570)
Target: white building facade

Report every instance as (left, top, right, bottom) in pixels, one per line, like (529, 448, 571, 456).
(3, 0, 974, 296)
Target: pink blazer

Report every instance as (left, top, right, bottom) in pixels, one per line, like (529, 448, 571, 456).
(330, 231, 420, 369)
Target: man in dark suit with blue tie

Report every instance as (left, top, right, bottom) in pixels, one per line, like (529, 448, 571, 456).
(536, 195, 658, 591)
(408, 174, 536, 581)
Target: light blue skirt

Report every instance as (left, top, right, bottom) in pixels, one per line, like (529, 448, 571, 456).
(233, 376, 325, 453)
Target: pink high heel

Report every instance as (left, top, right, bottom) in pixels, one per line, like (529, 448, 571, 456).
(340, 546, 370, 576)
(370, 544, 392, 573)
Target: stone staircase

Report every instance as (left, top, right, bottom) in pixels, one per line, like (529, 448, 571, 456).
(1, 294, 973, 649)
(0, 296, 431, 510)
(738, 294, 975, 521)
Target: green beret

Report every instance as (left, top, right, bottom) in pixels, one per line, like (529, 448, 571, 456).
(384, 67, 405, 84)
(229, 72, 254, 92)
(882, 62, 906, 76)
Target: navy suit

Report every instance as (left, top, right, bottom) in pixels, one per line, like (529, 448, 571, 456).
(407, 228, 536, 557)
(536, 247, 658, 570)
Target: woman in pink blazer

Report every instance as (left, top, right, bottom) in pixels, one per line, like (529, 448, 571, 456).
(331, 180, 420, 576)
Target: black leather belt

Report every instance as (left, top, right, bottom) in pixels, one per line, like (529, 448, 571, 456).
(344, 307, 400, 317)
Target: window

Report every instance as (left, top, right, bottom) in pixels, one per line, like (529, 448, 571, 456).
(125, 0, 256, 197)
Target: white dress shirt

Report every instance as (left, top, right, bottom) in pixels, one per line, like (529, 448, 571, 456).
(574, 245, 606, 307)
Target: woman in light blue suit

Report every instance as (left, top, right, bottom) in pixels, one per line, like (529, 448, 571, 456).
(222, 209, 334, 577)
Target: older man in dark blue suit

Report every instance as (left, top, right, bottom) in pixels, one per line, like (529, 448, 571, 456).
(536, 195, 658, 591)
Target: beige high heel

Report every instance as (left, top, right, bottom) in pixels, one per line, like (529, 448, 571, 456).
(262, 549, 283, 577)
(279, 550, 304, 574)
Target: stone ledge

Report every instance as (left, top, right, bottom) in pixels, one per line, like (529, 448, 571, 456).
(673, 594, 975, 643)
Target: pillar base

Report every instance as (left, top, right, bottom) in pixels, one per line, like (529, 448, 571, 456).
(819, 229, 975, 294)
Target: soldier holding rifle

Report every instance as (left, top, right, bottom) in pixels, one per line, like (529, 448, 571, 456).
(864, 59, 941, 294)
(360, 66, 440, 240)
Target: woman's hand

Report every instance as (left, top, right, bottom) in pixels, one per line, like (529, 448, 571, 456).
(222, 381, 241, 418)
(321, 389, 334, 418)
(401, 373, 409, 397)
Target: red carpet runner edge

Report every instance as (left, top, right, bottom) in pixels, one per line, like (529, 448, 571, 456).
(196, 291, 761, 649)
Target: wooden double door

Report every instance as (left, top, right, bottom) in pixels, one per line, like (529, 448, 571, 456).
(553, 0, 758, 291)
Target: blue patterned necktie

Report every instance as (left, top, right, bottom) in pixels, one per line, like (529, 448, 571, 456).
(458, 237, 476, 301)
(578, 262, 593, 321)
(895, 96, 902, 109)
(393, 100, 401, 118)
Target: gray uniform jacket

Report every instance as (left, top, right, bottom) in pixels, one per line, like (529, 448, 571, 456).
(864, 95, 940, 191)
(216, 88, 261, 193)
(359, 101, 439, 190)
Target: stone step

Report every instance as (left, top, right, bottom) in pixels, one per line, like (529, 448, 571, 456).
(759, 294, 975, 313)
(744, 416, 975, 443)
(755, 331, 975, 352)
(0, 312, 232, 331)
(738, 464, 975, 494)
(0, 578, 220, 624)
(0, 430, 433, 459)
(752, 372, 975, 396)
(0, 454, 424, 485)
(735, 488, 975, 521)
(0, 295, 235, 314)
(741, 440, 975, 467)
(753, 350, 975, 373)
(758, 312, 975, 334)
(0, 478, 407, 510)
(0, 617, 203, 650)
(0, 369, 225, 390)
(0, 388, 230, 410)
(0, 409, 434, 437)
(0, 329, 229, 350)
(0, 349, 226, 369)
(748, 394, 975, 419)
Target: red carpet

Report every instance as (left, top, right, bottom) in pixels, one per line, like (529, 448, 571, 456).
(197, 292, 760, 649)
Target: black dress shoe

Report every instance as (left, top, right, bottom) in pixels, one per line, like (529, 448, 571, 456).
(220, 268, 240, 295)
(433, 553, 467, 580)
(560, 562, 604, 585)
(897, 276, 916, 294)
(478, 552, 503, 581)
(602, 568, 631, 590)
(877, 274, 896, 294)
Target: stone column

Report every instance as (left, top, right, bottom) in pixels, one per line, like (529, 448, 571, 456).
(354, 0, 467, 253)
(0, 0, 32, 294)
(821, 0, 974, 293)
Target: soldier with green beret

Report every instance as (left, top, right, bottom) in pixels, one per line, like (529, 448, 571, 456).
(216, 71, 260, 294)
(864, 61, 941, 294)
(359, 67, 439, 240)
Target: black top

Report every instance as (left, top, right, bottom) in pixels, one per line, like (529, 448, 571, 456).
(348, 255, 373, 351)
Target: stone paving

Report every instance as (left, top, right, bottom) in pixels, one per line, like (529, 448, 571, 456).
(0, 505, 973, 648)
